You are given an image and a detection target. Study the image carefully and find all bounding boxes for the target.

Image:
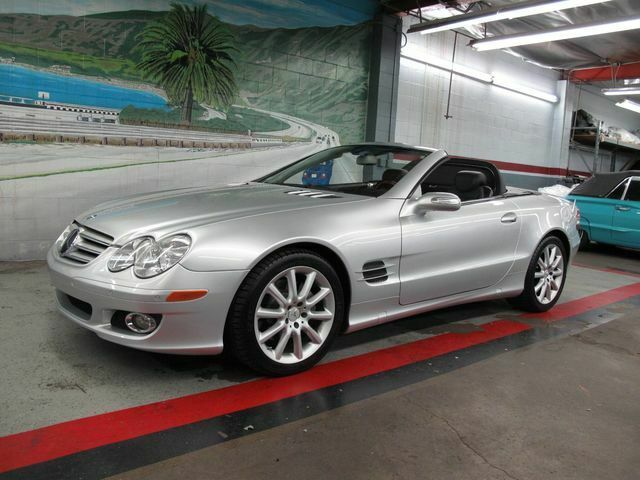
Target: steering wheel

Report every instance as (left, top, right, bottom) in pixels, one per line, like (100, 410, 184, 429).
(373, 179, 398, 193)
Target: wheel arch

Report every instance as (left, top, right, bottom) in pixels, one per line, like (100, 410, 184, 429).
(543, 228, 571, 258)
(227, 240, 353, 333)
(264, 242, 352, 316)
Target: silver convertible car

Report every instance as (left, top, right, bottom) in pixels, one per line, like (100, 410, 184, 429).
(48, 144, 580, 375)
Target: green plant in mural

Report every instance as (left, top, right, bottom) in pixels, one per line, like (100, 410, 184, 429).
(137, 3, 238, 124)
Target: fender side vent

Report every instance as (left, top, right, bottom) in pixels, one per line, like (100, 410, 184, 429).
(361, 260, 388, 284)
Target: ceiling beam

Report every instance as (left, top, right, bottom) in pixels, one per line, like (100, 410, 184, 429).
(569, 62, 640, 83)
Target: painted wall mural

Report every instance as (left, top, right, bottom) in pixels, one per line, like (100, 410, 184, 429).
(0, 1, 378, 260)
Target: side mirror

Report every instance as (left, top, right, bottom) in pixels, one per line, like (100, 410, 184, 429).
(414, 192, 461, 213)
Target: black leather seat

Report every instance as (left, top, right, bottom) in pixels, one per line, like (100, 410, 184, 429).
(454, 170, 493, 201)
(375, 168, 407, 192)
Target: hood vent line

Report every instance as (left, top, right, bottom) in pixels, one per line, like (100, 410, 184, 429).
(285, 190, 341, 199)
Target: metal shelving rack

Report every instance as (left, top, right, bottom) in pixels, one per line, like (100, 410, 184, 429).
(570, 121, 640, 173)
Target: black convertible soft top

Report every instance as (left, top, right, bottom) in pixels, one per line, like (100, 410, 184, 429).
(571, 171, 640, 197)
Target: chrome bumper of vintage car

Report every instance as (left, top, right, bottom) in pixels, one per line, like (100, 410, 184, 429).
(47, 247, 248, 355)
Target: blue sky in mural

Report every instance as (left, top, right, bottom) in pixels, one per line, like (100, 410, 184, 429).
(0, 0, 379, 27)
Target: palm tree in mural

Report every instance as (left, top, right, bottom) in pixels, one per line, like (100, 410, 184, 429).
(137, 3, 238, 124)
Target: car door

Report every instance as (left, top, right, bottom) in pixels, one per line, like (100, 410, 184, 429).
(399, 196, 521, 305)
(611, 177, 640, 247)
(578, 179, 627, 244)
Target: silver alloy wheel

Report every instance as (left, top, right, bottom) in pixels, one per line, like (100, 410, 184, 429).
(534, 244, 564, 305)
(254, 266, 335, 364)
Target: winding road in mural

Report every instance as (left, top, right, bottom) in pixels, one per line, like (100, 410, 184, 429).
(0, 107, 339, 179)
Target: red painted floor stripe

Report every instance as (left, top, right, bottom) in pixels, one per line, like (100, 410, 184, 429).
(1, 282, 639, 473)
(0, 320, 530, 473)
(524, 282, 640, 322)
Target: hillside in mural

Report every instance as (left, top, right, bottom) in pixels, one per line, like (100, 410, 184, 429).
(0, 8, 371, 142)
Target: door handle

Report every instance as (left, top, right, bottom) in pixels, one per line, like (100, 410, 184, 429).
(501, 212, 518, 223)
(615, 205, 630, 212)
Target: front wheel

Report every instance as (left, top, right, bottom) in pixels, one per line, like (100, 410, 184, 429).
(508, 236, 567, 312)
(225, 249, 345, 376)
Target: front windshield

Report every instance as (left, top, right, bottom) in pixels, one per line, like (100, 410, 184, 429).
(259, 145, 431, 197)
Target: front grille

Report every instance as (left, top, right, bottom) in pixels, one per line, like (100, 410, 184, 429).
(60, 222, 114, 265)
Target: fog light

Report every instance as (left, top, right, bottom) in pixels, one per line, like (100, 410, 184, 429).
(124, 313, 158, 334)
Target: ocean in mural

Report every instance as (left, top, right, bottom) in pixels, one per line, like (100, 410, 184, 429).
(0, 64, 168, 110)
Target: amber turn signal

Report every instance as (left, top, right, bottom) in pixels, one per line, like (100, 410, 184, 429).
(166, 290, 208, 302)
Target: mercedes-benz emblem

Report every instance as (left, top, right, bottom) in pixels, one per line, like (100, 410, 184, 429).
(60, 228, 80, 256)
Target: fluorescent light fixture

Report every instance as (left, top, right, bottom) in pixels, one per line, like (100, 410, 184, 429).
(616, 99, 640, 114)
(493, 76, 559, 102)
(470, 15, 640, 51)
(403, 50, 493, 82)
(410, 0, 611, 35)
(602, 87, 640, 96)
(401, 48, 558, 103)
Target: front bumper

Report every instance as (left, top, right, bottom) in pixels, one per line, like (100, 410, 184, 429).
(47, 247, 248, 355)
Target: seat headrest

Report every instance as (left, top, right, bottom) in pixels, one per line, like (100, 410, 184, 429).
(381, 168, 407, 183)
(455, 170, 487, 192)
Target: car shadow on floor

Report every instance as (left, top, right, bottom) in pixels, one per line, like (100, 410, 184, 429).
(331, 300, 513, 352)
(577, 243, 640, 275)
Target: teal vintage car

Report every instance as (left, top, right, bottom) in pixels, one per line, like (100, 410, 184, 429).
(567, 171, 640, 249)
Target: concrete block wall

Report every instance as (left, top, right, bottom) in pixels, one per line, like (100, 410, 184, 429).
(396, 16, 640, 184)
(396, 16, 564, 186)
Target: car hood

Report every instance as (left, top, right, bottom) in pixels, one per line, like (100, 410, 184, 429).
(76, 183, 363, 243)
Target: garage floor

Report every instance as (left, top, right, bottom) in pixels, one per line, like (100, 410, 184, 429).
(0, 245, 639, 479)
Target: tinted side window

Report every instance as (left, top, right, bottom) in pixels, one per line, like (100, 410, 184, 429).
(625, 180, 640, 202)
(608, 181, 627, 199)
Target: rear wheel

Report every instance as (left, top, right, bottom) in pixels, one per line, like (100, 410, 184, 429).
(226, 249, 345, 376)
(508, 236, 567, 312)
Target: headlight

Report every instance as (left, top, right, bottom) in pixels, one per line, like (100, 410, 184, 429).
(108, 237, 153, 272)
(133, 234, 191, 278)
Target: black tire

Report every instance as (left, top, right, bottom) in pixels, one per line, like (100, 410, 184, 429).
(579, 229, 591, 250)
(225, 248, 345, 376)
(507, 235, 568, 313)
